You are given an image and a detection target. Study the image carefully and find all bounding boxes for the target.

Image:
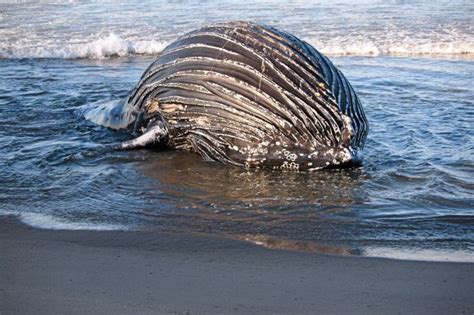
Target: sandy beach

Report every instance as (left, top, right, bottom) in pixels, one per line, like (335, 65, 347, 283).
(1, 216, 472, 315)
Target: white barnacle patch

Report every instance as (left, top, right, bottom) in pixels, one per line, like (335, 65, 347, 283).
(289, 162, 299, 170)
(341, 113, 354, 142)
(342, 113, 353, 132)
(280, 161, 300, 170)
(248, 147, 260, 156)
(337, 147, 353, 163)
(324, 149, 334, 157)
(287, 153, 297, 162)
(229, 144, 239, 151)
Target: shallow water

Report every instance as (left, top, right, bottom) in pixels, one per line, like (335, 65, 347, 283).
(1, 0, 473, 261)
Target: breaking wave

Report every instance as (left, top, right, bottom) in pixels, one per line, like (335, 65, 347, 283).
(0, 31, 472, 60)
(0, 210, 126, 231)
(0, 33, 167, 59)
(309, 37, 474, 57)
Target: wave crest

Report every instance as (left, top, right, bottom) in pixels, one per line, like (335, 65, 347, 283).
(1, 32, 473, 60)
(0, 33, 167, 59)
(310, 36, 474, 57)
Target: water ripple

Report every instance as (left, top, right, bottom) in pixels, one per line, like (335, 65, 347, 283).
(0, 45, 472, 259)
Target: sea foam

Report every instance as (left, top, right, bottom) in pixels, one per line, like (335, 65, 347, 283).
(0, 210, 126, 231)
(79, 99, 134, 130)
(308, 35, 474, 57)
(0, 33, 167, 59)
(1, 31, 472, 60)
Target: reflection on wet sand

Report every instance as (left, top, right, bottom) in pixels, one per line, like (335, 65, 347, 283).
(238, 234, 354, 255)
(139, 150, 369, 250)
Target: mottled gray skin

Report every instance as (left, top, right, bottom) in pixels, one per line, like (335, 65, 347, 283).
(119, 21, 368, 170)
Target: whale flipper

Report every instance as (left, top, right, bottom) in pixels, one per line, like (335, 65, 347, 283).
(117, 119, 169, 150)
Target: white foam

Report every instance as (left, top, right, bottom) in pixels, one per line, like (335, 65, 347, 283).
(0, 33, 168, 59)
(364, 246, 474, 263)
(80, 99, 134, 130)
(1, 30, 472, 60)
(309, 36, 474, 57)
(0, 210, 126, 231)
(1, 0, 473, 59)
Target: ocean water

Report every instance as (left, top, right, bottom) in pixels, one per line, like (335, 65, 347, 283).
(1, 0, 473, 261)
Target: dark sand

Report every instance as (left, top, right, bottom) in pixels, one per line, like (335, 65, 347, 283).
(1, 216, 473, 315)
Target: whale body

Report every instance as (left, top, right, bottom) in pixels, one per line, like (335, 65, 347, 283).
(114, 21, 368, 170)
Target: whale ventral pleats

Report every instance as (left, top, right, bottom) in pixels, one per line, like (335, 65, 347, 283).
(121, 21, 368, 170)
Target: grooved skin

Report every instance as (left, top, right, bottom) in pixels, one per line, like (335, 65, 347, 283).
(126, 21, 369, 169)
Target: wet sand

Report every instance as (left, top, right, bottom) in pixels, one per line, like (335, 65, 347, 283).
(1, 216, 473, 315)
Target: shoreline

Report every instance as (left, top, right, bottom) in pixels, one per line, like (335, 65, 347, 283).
(1, 215, 473, 314)
(3, 209, 472, 263)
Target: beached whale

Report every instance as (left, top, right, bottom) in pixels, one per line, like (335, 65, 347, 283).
(112, 21, 368, 170)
